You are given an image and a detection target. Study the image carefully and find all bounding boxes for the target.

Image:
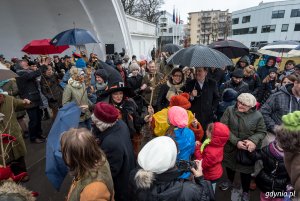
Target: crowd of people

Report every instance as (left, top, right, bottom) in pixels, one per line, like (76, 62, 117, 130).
(0, 51, 300, 201)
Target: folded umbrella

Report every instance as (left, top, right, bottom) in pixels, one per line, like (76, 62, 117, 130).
(162, 43, 183, 54)
(208, 40, 249, 59)
(22, 39, 69, 55)
(0, 63, 18, 81)
(167, 45, 232, 68)
(45, 102, 81, 190)
(51, 28, 98, 46)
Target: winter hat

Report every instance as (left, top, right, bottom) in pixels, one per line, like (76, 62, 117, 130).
(231, 69, 244, 78)
(138, 136, 177, 174)
(129, 63, 140, 73)
(93, 102, 119, 123)
(169, 93, 191, 109)
(94, 69, 108, 83)
(0, 89, 8, 95)
(139, 60, 146, 67)
(222, 88, 238, 102)
(281, 111, 300, 132)
(75, 58, 86, 68)
(238, 55, 250, 65)
(0, 181, 35, 201)
(210, 122, 230, 146)
(167, 106, 188, 128)
(237, 93, 256, 108)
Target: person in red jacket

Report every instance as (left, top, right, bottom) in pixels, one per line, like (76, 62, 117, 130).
(194, 122, 230, 192)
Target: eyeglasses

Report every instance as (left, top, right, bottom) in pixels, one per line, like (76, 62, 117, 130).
(237, 101, 251, 107)
(173, 74, 182, 78)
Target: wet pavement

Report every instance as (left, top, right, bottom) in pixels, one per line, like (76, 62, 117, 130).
(22, 118, 260, 201)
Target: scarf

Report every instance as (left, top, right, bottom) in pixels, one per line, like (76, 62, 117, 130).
(201, 138, 211, 153)
(95, 82, 107, 91)
(166, 81, 184, 101)
(0, 80, 10, 88)
(68, 78, 83, 89)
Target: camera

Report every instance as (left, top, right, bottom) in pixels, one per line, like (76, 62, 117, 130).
(176, 160, 197, 172)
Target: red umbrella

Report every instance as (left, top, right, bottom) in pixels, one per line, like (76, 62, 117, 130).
(22, 39, 69, 55)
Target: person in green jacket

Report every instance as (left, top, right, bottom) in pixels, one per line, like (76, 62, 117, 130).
(220, 93, 267, 201)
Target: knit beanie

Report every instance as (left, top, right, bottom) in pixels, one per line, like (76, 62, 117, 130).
(94, 69, 108, 83)
(129, 63, 140, 73)
(222, 88, 238, 102)
(169, 93, 191, 109)
(167, 106, 188, 128)
(237, 93, 256, 107)
(75, 58, 86, 68)
(231, 69, 244, 78)
(282, 111, 300, 132)
(93, 102, 119, 123)
(138, 136, 177, 174)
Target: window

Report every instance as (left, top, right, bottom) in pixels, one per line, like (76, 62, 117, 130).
(295, 24, 300, 31)
(261, 25, 276, 33)
(169, 28, 173, 33)
(232, 18, 239, 24)
(242, 16, 251, 23)
(291, 9, 300, 17)
(281, 24, 289, 32)
(232, 27, 257, 35)
(272, 10, 285, 18)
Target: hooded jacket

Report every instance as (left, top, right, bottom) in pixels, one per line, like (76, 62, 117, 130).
(129, 168, 214, 201)
(200, 122, 230, 181)
(257, 57, 277, 80)
(260, 84, 300, 132)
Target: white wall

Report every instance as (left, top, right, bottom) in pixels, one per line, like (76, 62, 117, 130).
(126, 15, 157, 59)
(229, 0, 300, 47)
(0, 0, 132, 60)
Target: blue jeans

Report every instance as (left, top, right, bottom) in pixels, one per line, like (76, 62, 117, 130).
(78, 118, 92, 130)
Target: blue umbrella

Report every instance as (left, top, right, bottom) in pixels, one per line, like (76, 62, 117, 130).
(51, 28, 98, 46)
(45, 102, 81, 190)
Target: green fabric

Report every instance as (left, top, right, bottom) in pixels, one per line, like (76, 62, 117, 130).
(0, 80, 9, 88)
(282, 111, 300, 132)
(0, 95, 27, 165)
(220, 105, 267, 174)
(68, 160, 114, 201)
(201, 138, 211, 153)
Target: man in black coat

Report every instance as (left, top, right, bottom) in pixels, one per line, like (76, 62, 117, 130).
(16, 60, 44, 143)
(183, 67, 220, 132)
(92, 102, 135, 201)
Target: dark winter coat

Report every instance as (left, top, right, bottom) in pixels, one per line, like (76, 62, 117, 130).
(183, 78, 220, 130)
(221, 80, 249, 96)
(129, 168, 214, 201)
(250, 142, 290, 193)
(92, 120, 135, 201)
(127, 74, 143, 91)
(16, 69, 41, 108)
(156, 81, 184, 111)
(260, 84, 300, 133)
(207, 68, 225, 87)
(257, 79, 276, 105)
(257, 66, 277, 80)
(40, 74, 63, 109)
(216, 88, 238, 121)
(243, 74, 261, 98)
(220, 105, 267, 174)
(114, 98, 145, 137)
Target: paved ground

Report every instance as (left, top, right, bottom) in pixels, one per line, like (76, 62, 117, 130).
(22, 118, 260, 201)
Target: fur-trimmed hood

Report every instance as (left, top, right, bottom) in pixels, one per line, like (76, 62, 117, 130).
(0, 181, 35, 201)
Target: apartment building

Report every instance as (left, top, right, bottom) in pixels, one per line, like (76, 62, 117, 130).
(187, 10, 232, 45)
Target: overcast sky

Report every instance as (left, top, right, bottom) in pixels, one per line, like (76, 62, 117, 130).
(161, 0, 284, 23)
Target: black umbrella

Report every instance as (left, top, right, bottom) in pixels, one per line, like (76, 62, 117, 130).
(161, 43, 183, 54)
(208, 40, 249, 59)
(166, 48, 186, 65)
(167, 45, 232, 68)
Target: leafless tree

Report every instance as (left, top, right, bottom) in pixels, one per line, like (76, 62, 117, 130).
(136, 0, 164, 23)
(121, 0, 137, 15)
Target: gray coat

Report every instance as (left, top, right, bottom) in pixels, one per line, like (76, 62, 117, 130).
(221, 105, 267, 174)
(260, 84, 300, 132)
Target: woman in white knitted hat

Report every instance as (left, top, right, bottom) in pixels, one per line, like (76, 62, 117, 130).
(129, 136, 214, 201)
(219, 93, 267, 201)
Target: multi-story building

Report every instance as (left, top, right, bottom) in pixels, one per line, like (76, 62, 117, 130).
(157, 10, 185, 46)
(230, 0, 300, 48)
(187, 10, 232, 45)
